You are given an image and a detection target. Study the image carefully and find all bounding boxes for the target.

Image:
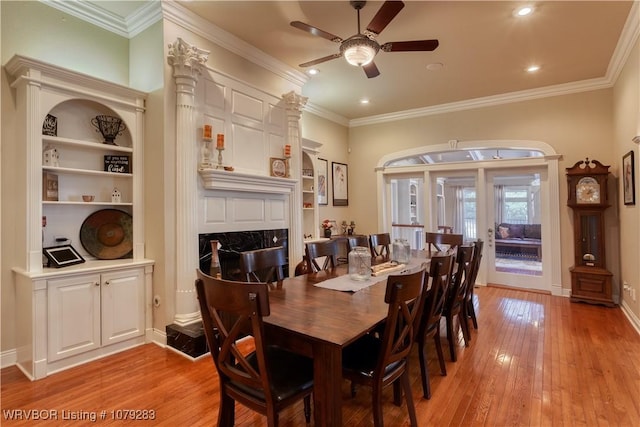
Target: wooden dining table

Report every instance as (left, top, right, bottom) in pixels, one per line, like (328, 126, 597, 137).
(263, 257, 429, 427)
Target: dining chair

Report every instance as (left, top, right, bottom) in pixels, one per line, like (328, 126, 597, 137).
(369, 233, 391, 260)
(443, 245, 474, 362)
(415, 253, 454, 399)
(425, 232, 463, 254)
(347, 235, 369, 252)
(195, 269, 314, 427)
(239, 246, 286, 289)
(464, 239, 484, 331)
(342, 268, 427, 427)
(305, 240, 339, 272)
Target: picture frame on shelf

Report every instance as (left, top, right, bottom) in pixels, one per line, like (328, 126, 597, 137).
(623, 150, 635, 205)
(43, 245, 85, 268)
(104, 155, 130, 173)
(317, 158, 328, 205)
(42, 172, 58, 201)
(270, 157, 287, 177)
(332, 161, 348, 206)
(42, 114, 57, 136)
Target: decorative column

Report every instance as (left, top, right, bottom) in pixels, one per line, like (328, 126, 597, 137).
(282, 91, 307, 274)
(168, 38, 209, 326)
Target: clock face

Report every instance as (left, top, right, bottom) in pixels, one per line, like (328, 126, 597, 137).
(576, 177, 600, 204)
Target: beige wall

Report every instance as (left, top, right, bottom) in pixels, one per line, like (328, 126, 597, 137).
(613, 36, 640, 320)
(302, 112, 350, 230)
(348, 90, 615, 291)
(0, 1, 129, 85)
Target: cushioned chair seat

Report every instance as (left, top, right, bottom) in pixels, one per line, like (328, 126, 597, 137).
(234, 345, 314, 402)
(342, 334, 404, 379)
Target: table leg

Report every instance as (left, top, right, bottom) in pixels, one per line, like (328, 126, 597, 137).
(312, 342, 342, 426)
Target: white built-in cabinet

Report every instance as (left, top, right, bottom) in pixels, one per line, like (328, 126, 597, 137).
(5, 56, 153, 380)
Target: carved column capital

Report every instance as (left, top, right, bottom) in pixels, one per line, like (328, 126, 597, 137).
(167, 38, 210, 82)
(282, 90, 308, 118)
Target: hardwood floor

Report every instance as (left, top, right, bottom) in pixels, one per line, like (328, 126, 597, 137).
(2, 286, 639, 426)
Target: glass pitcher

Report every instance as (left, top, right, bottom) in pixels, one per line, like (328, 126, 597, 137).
(392, 238, 411, 264)
(349, 246, 371, 281)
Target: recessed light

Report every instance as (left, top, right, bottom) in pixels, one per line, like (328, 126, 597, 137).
(360, 98, 370, 105)
(526, 65, 540, 73)
(514, 6, 534, 17)
(307, 68, 319, 75)
(426, 62, 444, 71)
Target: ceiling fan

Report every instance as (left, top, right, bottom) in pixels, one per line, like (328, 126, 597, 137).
(290, 0, 439, 78)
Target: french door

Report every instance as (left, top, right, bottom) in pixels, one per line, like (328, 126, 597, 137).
(422, 167, 550, 292)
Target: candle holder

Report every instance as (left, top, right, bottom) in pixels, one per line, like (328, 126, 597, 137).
(216, 147, 224, 169)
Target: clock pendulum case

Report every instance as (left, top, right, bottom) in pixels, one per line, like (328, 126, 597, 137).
(565, 158, 615, 306)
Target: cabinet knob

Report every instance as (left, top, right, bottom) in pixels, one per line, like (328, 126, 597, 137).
(95, 282, 100, 286)
(104, 280, 110, 286)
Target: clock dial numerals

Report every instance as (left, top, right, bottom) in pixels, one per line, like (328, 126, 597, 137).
(576, 177, 600, 204)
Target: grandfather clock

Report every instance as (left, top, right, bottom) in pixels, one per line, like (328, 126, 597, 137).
(566, 158, 615, 306)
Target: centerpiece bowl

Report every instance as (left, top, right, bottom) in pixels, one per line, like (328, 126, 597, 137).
(90, 115, 126, 145)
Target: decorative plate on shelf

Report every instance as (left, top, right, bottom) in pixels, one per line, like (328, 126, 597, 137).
(80, 209, 133, 259)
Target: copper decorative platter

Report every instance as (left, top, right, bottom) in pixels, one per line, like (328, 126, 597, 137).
(80, 209, 133, 259)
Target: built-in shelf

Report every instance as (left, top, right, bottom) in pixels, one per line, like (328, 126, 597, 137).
(43, 135, 133, 153)
(43, 166, 132, 178)
(42, 201, 133, 206)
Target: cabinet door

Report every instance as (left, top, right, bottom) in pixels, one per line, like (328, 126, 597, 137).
(101, 268, 145, 346)
(48, 274, 101, 362)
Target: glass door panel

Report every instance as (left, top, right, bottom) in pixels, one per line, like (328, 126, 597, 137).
(486, 169, 547, 290)
(390, 176, 424, 249)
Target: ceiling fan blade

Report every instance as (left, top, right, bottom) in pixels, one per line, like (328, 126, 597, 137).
(363, 62, 380, 78)
(290, 21, 343, 43)
(365, 1, 405, 37)
(381, 40, 439, 52)
(299, 53, 342, 68)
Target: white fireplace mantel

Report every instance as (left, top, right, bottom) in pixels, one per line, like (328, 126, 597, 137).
(198, 168, 297, 194)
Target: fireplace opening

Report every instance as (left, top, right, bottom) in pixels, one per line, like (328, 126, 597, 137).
(198, 229, 289, 281)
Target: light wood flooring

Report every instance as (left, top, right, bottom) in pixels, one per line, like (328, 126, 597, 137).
(2, 286, 640, 426)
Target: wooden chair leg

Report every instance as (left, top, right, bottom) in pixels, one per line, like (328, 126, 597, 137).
(446, 315, 457, 362)
(417, 340, 431, 399)
(218, 392, 235, 427)
(468, 300, 478, 329)
(393, 381, 402, 406)
(303, 395, 311, 423)
(401, 371, 418, 427)
(459, 311, 471, 347)
(372, 383, 384, 427)
(434, 334, 447, 375)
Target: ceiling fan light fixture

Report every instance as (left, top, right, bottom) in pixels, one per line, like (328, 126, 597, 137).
(341, 36, 379, 67)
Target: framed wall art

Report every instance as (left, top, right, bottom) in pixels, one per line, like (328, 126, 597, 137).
(317, 158, 328, 205)
(623, 150, 635, 205)
(332, 161, 348, 206)
(269, 157, 286, 178)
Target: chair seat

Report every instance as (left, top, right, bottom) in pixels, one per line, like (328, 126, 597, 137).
(233, 345, 314, 403)
(342, 333, 404, 379)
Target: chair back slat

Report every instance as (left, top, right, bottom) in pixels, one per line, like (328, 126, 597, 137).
(426, 232, 463, 253)
(369, 233, 391, 260)
(239, 246, 286, 289)
(347, 235, 369, 252)
(195, 270, 272, 396)
(377, 269, 427, 373)
(420, 254, 455, 338)
(305, 240, 339, 272)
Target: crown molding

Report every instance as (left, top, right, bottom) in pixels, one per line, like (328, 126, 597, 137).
(304, 102, 350, 127)
(161, 1, 308, 89)
(40, 0, 161, 38)
(349, 1, 640, 128)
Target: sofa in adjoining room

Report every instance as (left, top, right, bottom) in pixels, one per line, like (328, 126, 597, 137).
(494, 223, 542, 261)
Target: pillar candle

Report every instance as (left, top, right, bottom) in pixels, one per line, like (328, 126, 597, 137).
(216, 134, 224, 149)
(203, 124, 212, 141)
(284, 144, 291, 157)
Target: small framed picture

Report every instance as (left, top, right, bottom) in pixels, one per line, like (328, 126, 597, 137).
(42, 172, 59, 201)
(43, 245, 85, 268)
(317, 158, 328, 205)
(623, 150, 635, 205)
(42, 114, 57, 137)
(270, 157, 287, 177)
(332, 161, 348, 206)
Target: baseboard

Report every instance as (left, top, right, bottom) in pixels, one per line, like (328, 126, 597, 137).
(620, 300, 640, 335)
(150, 327, 167, 346)
(1, 348, 17, 369)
